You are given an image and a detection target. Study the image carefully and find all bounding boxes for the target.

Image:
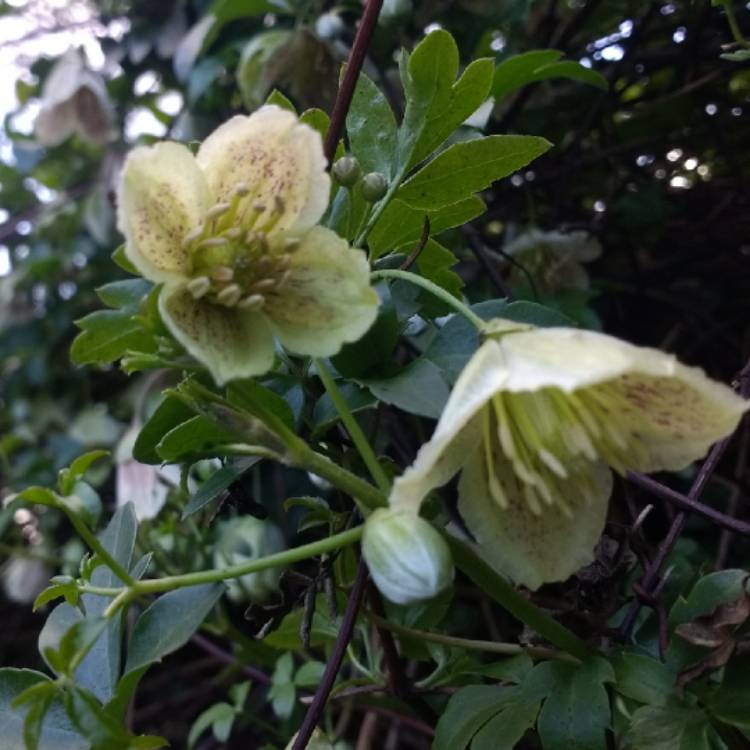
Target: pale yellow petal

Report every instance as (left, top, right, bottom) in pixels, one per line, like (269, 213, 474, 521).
(196, 105, 330, 234)
(496, 326, 748, 471)
(457, 450, 612, 590)
(389, 340, 510, 513)
(263, 226, 379, 357)
(159, 283, 275, 385)
(117, 141, 209, 283)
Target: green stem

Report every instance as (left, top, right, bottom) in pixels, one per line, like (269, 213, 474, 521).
(355, 168, 406, 249)
(314, 358, 391, 494)
(448, 536, 595, 661)
(67, 513, 135, 587)
(290, 444, 386, 512)
(723, 1, 750, 47)
(370, 269, 485, 329)
(368, 612, 574, 662)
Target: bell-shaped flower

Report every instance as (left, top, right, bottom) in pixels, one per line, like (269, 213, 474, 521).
(390, 323, 748, 590)
(116, 105, 379, 384)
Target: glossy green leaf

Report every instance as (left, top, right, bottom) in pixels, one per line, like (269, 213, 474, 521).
(95, 279, 152, 310)
(433, 685, 510, 750)
(71, 309, 156, 366)
(133, 396, 196, 464)
(155, 415, 239, 461)
(182, 457, 260, 518)
(612, 652, 675, 706)
(397, 135, 551, 210)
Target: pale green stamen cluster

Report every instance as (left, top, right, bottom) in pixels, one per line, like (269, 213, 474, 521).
(182, 184, 299, 311)
(482, 380, 650, 517)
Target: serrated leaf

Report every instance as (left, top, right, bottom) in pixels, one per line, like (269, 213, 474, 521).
(433, 685, 510, 750)
(397, 135, 551, 210)
(71, 309, 156, 366)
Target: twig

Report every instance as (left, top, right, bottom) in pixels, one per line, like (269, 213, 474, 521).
(399, 217, 430, 271)
(626, 472, 750, 535)
(190, 633, 271, 686)
(323, 0, 385, 165)
(292, 559, 370, 750)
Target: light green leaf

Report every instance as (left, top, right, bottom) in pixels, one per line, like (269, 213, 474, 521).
(155, 415, 239, 462)
(368, 196, 485, 260)
(0, 668, 86, 750)
(188, 702, 236, 749)
(124, 584, 224, 674)
(612, 652, 675, 706)
(71, 309, 156, 366)
(397, 135, 551, 210)
(95, 279, 152, 310)
(492, 49, 607, 102)
(347, 72, 398, 177)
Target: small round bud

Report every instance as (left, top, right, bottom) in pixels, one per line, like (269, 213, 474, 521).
(332, 155, 362, 187)
(360, 172, 388, 202)
(213, 517, 285, 603)
(362, 508, 453, 605)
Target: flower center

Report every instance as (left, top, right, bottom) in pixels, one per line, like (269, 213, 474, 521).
(481, 381, 649, 516)
(181, 184, 299, 311)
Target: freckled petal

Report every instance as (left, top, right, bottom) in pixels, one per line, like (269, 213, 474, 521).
(496, 327, 748, 470)
(389, 340, 510, 513)
(159, 283, 275, 385)
(117, 142, 209, 283)
(457, 450, 612, 590)
(196, 105, 330, 233)
(263, 226, 379, 358)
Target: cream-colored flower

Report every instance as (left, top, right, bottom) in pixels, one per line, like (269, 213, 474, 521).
(116, 105, 379, 384)
(504, 228, 601, 295)
(390, 323, 748, 590)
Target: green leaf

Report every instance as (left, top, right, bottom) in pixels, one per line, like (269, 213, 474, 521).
(471, 699, 539, 750)
(63, 686, 131, 749)
(0, 668, 86, 750)
(58, 450, 110, 495)
(410, 57, 495, 168)
(360, 358, 450, 419)
(133, 396, 196, 464)
(433, 685, 510, 750)
(263, 600, 338, 649)
(71, 309, 156, 366)
(368, 195, 485, 260)
(492, 49, 607, 102)
(397, 135, 551, 210)
(124, 584, 224, 674)
(312, 384, 377, 433)
(182, 457, 261, 518)
(188, 702, 236, 748)
(294, 661, 326, 687)
(226, 379, 295, 431)
(670, 569, 750, 625)
(536, 658, 613, 750)
(630, 703, 718, 750)
(346, 72, 398, 177)
(708, 655, 750, 730)
(155, 415, 239, 461)
(416, 239, 463, 316)
(266, 88, 296, 111)
(612, 652, 675, 706)
(96, 279, 152, 310)
(111, 245, 137, 275)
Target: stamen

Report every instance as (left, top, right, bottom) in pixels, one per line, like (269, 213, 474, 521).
(237, 294, 265, 311)
(483, 408, 508, 510)
(217, 284, 242, 307)
(252, 201, 266, 213)
(538, 448, 568, 478)
(250, 278, 276, 293)
(186, 276, 210, 299)
(205, 202, 231, 223)
(210, 265, 234, 282)
(233, 183, 250, 197)
(224, 227, 242, 240)
(182, 225, 205, 249)
(197, 237, 229, 250)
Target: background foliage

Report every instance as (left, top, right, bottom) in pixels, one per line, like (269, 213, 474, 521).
(1, 0, 749, 748)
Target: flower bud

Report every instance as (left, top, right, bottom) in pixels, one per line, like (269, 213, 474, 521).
(213, 517, 285, 603)
(332, 155, 361, 187)
(360, 172, 388, 202)
(362, 508, 453, 605)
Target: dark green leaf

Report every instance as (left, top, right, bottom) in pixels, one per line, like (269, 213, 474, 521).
(612, 652, 675, 706)
(156, 415, 239, 461)
(133, 396, 196, 465)
(182, 457, 260, 518)
(433, 685, 510, 750)
(125, 584, 224, 674)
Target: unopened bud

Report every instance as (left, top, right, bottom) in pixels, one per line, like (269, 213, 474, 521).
(362, 508, 453, 605)
(332, 155, 361, 187)
(360, 171, 388, 202)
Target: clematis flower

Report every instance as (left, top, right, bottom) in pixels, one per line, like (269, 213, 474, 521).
(116, 105, 378, 384)
(390, 322, 748, 590)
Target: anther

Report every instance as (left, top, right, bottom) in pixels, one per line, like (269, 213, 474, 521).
(238, 293, 265, 311)
(205, 202, 231, 222)
(217, 284, 242, 306)
(182, 226, 205, 248)
(250, 278, 277, 293)
(224, 227, 242, 239)
(233, 183, 250, 197)
(210, 265, 234, 282)
(252, 201, 266, 213)
(186, 276, 211, 299)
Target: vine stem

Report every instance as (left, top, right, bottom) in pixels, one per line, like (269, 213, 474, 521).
(292, 559, 370, 750)
(367, 612, 575, 662)
(314, 357, 391, 494)
(370, 268, 485, 329)
(66, 512, 135, 587)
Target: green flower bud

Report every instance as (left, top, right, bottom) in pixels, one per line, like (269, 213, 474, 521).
(332, 155, 361, 187)
(362, 508, 453, 605)
(213, 517, 285, 603)
(360, 172, 388, 202)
